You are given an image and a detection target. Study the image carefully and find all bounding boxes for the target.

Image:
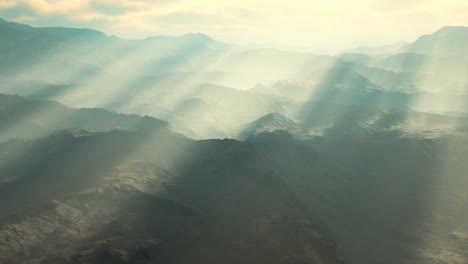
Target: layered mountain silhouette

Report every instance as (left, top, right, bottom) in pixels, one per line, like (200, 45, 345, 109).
(344, 41, 408, 55)
(0, 97, 344, 264)
(1, 18, 468, 264)
(240, 112, 299, 139)
(1, 94, 467, 264)
(1, 18, 468, 137)
(400, 26, 468, 56)
(0, 93, 168, 141)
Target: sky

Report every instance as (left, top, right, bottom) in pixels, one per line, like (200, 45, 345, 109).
(1, 0, 468, 53)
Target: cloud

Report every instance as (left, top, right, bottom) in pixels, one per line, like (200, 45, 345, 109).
(19, 0, 89, 14)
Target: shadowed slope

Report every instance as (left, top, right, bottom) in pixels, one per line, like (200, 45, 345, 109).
(0, 126, 344, 264)
(0, 93, 168, 142)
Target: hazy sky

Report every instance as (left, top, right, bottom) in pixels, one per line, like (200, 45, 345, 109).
(1, 0, 468, 53)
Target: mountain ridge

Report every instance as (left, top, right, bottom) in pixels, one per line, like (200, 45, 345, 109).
(0, 17, 227, 45)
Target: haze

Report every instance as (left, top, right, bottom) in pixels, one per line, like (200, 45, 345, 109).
(1, 1, 468, 263)
(1, 0, 468, 53)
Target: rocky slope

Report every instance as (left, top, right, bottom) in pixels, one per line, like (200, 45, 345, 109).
(0, 127, 344, 264)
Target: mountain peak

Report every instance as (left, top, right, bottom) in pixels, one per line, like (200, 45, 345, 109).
(398, 25, 468, 56)
(255, 112, 295, 124)
(344, 40, 408, 55)
(240, 112, 297, 139)
(144, 32, 216, 45)
(239, 112, 297, 140)
(179, 32, 213, 42)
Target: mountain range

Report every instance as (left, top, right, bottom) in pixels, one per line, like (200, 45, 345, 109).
(2, 19, 468, 138)
(1, 18, 468, 264)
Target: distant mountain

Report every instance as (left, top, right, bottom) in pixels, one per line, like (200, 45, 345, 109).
(0, 18, 328, 138)
(344, 41, 408, 55)
(0, 17, 231, 79)
(399, 26, 468, 56)
(2, 18, 468, 137)
(0, 18, 327, 90)
(239, 112, 298, 139)
(249, 60, 420, 111)
(251, 28, 468, 113)
(146, 32, 211, 41)
(145, 83, 301, 139)
(0, 93, 168, 142)
(0, 18, 108, 73)
(343, 26, 468, 57)
(240, 103, 468, 140)
(0, 17, 106, 42)
(335, 27, 468, 109)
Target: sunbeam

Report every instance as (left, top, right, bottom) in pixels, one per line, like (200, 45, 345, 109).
(0, 3, 467, 263)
